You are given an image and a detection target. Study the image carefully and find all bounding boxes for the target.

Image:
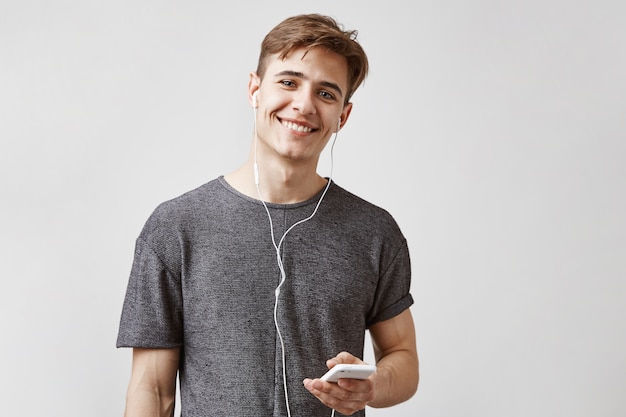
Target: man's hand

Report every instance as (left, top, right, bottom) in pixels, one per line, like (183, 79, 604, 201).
(304, 309, 419, 413)
(303, 351, 376, 416)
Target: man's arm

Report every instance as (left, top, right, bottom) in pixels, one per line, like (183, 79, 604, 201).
(303, 308, 419, 414)
(124, 348, 180, 417)
(367, 308, 419, 407)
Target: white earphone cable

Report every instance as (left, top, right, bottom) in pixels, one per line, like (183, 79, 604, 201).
(253, 104, 340, 417)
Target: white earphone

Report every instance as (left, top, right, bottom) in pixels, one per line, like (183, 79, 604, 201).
(252, 91, 258, 108)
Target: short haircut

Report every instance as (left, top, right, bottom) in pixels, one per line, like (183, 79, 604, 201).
(256, 14, 369, 104)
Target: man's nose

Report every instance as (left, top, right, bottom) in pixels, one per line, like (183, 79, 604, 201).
(292, 88, 317, 115)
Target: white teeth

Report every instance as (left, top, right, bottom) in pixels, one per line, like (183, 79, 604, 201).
(282, 120, 313, 133)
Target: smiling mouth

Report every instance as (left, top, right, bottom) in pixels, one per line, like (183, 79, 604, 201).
(280, 119, 316, 133)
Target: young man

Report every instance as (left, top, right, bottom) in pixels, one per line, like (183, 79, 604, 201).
(117, 13, 418, 417)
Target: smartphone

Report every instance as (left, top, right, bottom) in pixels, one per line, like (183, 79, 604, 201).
(320, 364, 376, 382)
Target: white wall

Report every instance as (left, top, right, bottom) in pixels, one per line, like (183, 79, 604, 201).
(1, 1, 624, 416)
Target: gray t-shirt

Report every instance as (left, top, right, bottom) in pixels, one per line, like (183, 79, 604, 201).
(117, 177, 413, 416)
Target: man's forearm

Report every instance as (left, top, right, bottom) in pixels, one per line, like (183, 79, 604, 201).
(368, 349, 419, 408)
(124, 348, 180, 417)
(124, 387, 176, 417)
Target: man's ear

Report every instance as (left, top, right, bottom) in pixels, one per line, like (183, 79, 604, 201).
(337, 102, 353, 132)
(248, 72, 261, 108)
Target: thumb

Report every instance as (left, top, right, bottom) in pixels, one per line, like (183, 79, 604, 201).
(327, 351, 362, 368)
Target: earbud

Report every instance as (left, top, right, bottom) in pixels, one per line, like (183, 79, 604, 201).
(252, 91, 258, 108)
(337, 118, 342, 132)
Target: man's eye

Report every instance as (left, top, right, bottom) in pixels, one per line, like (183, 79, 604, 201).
(319, 91, 335, 100)
(281, 80, 296, 87)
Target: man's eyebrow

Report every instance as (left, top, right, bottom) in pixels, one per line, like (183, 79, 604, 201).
(274, 70, 344, 98)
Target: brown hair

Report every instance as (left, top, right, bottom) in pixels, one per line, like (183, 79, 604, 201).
(256, 14, 369, 105)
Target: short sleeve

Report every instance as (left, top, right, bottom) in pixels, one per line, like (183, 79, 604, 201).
(365, 238, 413, 327)
(116, 236, 183, 348)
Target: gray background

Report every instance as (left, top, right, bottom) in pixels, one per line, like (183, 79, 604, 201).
(1, 0, 624, 416)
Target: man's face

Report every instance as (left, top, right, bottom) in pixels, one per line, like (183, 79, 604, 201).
(250, 47, 352, 165)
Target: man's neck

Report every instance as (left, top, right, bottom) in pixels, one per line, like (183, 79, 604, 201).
(224, 159, 327, 204)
